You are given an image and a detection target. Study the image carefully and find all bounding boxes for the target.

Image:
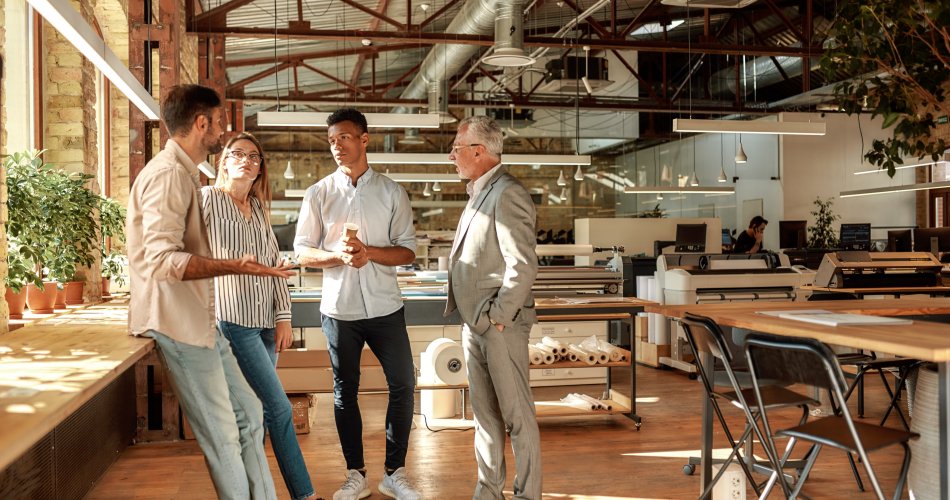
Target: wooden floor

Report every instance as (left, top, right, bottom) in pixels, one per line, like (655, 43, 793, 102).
(87, 365, 912, 499)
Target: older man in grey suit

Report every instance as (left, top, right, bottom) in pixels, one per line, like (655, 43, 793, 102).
(444, 115, 541, 500)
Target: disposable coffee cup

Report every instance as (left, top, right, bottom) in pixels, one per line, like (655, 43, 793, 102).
(343, 222, 359, 237)
(438, 256, 449, 271)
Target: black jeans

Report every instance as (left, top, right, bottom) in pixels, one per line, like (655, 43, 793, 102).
(322, 307, 415, 471)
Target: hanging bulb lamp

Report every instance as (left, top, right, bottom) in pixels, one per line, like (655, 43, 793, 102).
(717, 166, 728, 183)
(735, 137, 748, 164)
(432, 181, 442, 192)
(560, 187, 569, 201)
(283, 161, 295, 180)
(574, 165, 584, 181)
(423, 182, 432, 197)
(556, 169, 567, 186)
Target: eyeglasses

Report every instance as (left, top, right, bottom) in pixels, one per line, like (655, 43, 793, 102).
(450, 143, 482, 152)
(227, 151, 263, 164)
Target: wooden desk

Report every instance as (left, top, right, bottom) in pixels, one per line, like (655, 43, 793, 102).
(646, 298, 950, 496)
(0, 300, 152, 472)
(802, 285, 950, 298)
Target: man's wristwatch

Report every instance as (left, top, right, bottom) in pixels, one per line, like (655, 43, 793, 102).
(489, 317, 499, 326)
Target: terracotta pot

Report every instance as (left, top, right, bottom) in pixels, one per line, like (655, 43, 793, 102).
(26, 282, 58, 314)
(64, 281, 85, 305)
(101, 277, 111, 298)
(5, 287, 27, 319)
(54, 286, 67, 310)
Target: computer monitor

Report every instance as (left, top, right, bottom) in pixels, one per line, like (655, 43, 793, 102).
(272, 223, 297, 252)
(887, 229, 913, 252)
(913, 227, 950, 254)
(778, 220, 808, 249)
(839, 223, 872, 251)
(674, 223, 706, 253)
(721, 229, 732, 246)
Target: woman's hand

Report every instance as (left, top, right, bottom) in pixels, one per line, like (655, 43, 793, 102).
(275, 321, 294, 353)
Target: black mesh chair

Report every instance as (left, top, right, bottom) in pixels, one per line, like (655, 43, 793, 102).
(744, 332, 918, 499)
(679, 314, 817, 499)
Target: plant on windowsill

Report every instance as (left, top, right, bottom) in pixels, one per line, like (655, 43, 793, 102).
(3, 243, 39, 319)
(98, 196, 127, 297)
(638, 203, 667, 218)
(4, 150, 100, 313)
(808, 197, 840, 249)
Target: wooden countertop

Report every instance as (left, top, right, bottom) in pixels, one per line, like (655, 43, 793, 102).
(645, 298, 950, 362)
(0, 299, 151, 471)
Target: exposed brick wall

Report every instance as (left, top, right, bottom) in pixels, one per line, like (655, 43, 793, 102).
(43, 0, 102, 301)
(1, 0, 10, 332)
(95, 0, 130, 213)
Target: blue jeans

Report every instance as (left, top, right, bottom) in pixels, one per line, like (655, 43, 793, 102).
(219, 321, 315, 500)
(149, 329, 277, 500)
(322, 307, 415, 471)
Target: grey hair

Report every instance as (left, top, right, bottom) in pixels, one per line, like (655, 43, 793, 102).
(458, 115, 503, 158)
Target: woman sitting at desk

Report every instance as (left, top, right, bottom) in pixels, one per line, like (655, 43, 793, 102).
(734, 216, 768, 254)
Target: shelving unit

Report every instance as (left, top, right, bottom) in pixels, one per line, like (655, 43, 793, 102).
(530, 346, 635, 420)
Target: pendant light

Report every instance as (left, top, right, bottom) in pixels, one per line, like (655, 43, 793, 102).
(735, 135, 748, 164)
(689, 137, 699, 186)
(559, 187, 569, 201)
(432, 181, 442, 192)
(718, 134, 728, 182)
(556, 169, 567, 186)
(283, 160, 295, 180)
(423, 182, 432, 197)
(574, 165, 584, 181)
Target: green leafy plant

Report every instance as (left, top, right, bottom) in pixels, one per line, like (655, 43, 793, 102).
(5, 150, 100, 285)
(5, 242, 40, 293)
(821, 0, 949, 176)
(638, 203, 666, 218)
(99, 196, 127, 285)
(808, 197, 840, 249)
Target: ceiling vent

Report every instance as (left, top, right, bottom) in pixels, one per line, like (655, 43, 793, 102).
(483, 1, 535, 67)
(660, 0, 757, 8)
(398, 128, 425, 145)
(538, 56, 611, 94)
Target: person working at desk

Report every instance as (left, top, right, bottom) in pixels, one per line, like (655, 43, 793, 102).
(127, 84, 294, 499)
(293, 108, 421, 500)
(444, 115, 542, 499)
(734, 216, 768, 254)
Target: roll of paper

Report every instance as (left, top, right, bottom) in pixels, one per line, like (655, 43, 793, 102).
(579, 335, 609, 363)
(576, 393, 612, 411)
(561, 393, 596, 410)
(597, 341, 625, 362)
(541, 336, 568, 355)
(422, 338, 467, 385)
(527, 345, 548, 365)
(567, 345, 597, 365)
(535, 244, 595, 256)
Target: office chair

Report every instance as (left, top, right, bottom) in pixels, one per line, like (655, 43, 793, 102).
(808, 292, 920, 426)
(744, 332, 918, 499)
(678, 314, 817, 498)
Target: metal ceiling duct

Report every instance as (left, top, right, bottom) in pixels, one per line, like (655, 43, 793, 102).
(709, 53, 821, 97)
(428, 80, 457, 123)
(483, 0, 535, 67)
(395, 0, 501, 110)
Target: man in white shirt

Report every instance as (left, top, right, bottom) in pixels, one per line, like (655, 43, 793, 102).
(126, 84, 294, 499)
(294, 108, 420, 500)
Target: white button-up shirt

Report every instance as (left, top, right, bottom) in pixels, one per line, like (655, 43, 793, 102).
(294, 167, 416, 320)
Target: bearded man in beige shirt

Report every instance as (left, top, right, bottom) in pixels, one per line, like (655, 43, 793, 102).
(126, 84, 295, 499)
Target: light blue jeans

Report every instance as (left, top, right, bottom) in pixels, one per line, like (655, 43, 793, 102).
(149, 329, 277, 500)
(219, 320, 315, 500)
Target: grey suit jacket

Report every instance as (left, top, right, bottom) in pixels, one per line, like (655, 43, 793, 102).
(444, 166, 538, 333)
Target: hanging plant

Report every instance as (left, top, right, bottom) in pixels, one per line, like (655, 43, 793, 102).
(808, 197, 840, 249)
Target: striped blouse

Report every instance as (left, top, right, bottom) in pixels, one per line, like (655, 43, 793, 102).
(200, 186, 292, 328)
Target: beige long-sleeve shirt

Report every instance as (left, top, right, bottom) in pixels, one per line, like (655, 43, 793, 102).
(126, 140, 217, 348)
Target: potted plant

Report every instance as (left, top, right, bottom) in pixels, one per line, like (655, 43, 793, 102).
(808, 197, 840, 249)
(5, 150, 100, 312)
(4, 243, 40, 319)
(99, 196, 127, 297)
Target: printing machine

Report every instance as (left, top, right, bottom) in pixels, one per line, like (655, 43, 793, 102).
(655, 252, 815, 373)
(534, 245, 625, 298)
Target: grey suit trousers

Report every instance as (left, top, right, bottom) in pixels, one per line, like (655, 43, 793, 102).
(462, 315, 542, 500)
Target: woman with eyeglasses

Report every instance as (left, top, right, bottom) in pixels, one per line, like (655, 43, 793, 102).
(201, 132, 318, 500)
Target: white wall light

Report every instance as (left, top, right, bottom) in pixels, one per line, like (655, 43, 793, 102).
(28, 0, 160, 119)
(673, 118, 826, 136)
(258, 111, 440, 129)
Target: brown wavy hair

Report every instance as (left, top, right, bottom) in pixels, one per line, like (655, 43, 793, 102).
(215, 132, 272, 212)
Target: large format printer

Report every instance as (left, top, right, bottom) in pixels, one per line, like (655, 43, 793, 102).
(654, 252, 815, 373)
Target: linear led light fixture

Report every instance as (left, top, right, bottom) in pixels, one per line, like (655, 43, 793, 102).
(672, 118, 826, 136)
(383, 173, 463, 183)
(367, 153, 591, 165)
(284, 189, 307, 198)
(257, 111, 440, 129)
(624, 186, 736, 194)
(853, 160, 949, 175)
(28, 0, 160, 119)
(839, 181, 950, 198)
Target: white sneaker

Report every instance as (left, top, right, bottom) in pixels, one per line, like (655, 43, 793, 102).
(333, 470, 370, 500)
(378, 467, 421, 500)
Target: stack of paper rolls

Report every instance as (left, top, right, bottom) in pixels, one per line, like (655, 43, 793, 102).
(533, 343, 559, 361)
(541, 336, 568, 356)
(527, 345, 554, 365)
(567, 345, 597, 365)
(597, 341, 626, 362)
